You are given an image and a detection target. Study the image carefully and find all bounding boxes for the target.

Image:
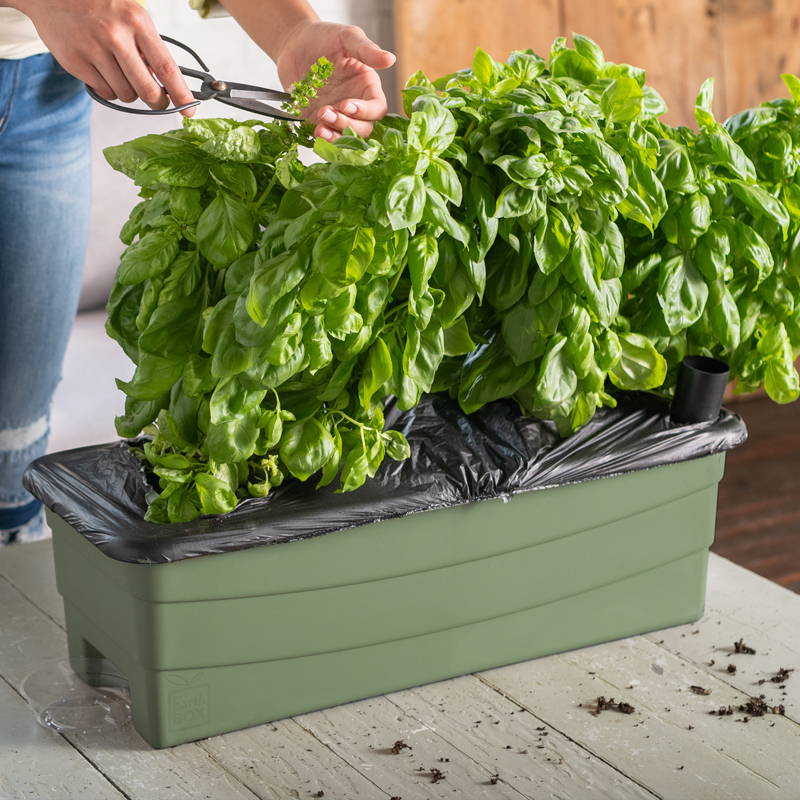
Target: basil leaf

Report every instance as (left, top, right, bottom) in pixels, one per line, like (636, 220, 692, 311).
(386, 174, 426, 230)
(280, 418, 336, 481)
(608, 333, 667, 390)
(197, 193, 254, 267)
(117, 231, 179, 285)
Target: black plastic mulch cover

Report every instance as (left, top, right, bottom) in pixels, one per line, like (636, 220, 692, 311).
(23, 394, 747, 564)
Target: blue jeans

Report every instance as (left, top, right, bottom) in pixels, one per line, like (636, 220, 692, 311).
(0, 54, 91, 544)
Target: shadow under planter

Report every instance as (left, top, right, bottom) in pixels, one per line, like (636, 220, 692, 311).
(25, 395, 747, 748)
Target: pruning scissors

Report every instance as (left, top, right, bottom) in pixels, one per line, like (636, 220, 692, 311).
(85, 35, 301, 121)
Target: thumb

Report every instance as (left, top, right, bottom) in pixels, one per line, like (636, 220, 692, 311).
(341, 27, 396, 70)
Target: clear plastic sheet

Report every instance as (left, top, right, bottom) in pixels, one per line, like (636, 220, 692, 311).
(20, 661, 131, 736)
(23, 394, 747, 564)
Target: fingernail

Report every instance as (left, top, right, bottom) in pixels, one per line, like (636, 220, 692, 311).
(342, 102, 357, 114)
(320, 109, 337, 123)
(319, 127, 333, 140)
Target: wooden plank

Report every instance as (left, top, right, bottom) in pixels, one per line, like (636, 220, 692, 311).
(561, 0, 724, 128)
(716, 0, 800, 120)
(480, 631, 800, 799)
(0, 575, 68, 688)
(0, 539, 64, 626)
(705, 555, 800, 654)
(294, 694, 533, 798)
(199, 723, 389, 800)
(0, 676, 126, 800)
(384, 676, 658, 798)
(645, 555, 800, 721)
(393, 0, 562, 86)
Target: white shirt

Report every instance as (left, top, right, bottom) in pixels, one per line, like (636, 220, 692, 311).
(0, 8, 48, 60)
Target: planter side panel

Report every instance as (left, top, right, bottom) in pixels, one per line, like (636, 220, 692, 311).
(51, 454, 724, 748)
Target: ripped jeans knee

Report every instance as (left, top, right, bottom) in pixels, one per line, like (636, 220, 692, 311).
(0, 414, 50, 543)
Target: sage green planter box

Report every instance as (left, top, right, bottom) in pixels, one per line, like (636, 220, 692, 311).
(45, 452, 725, 748)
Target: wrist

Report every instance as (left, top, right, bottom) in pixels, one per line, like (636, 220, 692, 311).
(273, 15, 318, 64)
(221, 0, 317, 64)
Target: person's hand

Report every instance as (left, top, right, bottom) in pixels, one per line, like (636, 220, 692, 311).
(10, 0, 196, 115)
(276, 21, 395, 140)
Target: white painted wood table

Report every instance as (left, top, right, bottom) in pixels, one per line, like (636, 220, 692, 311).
(1, 541, 798, 800)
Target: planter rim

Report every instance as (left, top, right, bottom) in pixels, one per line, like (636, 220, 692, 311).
(24, 394, 746, 565)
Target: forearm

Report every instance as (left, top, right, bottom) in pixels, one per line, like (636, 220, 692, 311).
(219, 0, 318, 62)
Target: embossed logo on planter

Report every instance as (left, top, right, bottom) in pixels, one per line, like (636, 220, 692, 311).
(167, 673, 209, 730)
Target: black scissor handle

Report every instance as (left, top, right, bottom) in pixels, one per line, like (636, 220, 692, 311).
(84, 34, 209, 115)
(159, 35, 210, 72)
(85, 86, 202, 115)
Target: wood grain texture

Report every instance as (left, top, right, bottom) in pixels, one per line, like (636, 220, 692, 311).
(294, 697, 529, 799)
(199, 722, 389, 800)
(385, 678, 658, 798)
(716, 0, 800, 121)
(0, 538, 64, 626)
(393, 0, 800, 125)
(714, 396, 800, 592)
(393, 0, 561, 83)
(481, 634, 800, 800)
(646, 555, 800, 723)
(0, 677, 125, 800)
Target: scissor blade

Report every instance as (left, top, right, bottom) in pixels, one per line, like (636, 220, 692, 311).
(229, 88, 291, 102)
(215, 95, 301, 121)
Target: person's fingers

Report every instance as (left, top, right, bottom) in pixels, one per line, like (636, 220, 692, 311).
(94, 53, 139, 103)
(334, 96, 388, 122)
(316, 105, 374, 137)
(82, 64, 117, 102)
(114, 43, 170, 110)
(314, 124, 340, 141)
(340, 26, 396, 70)
(136, 31, 197, 116)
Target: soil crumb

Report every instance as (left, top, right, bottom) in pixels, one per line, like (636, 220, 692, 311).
(586, 696, 635, 715)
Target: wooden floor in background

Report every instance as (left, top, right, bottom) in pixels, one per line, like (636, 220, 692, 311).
(715, 395, 800, 593)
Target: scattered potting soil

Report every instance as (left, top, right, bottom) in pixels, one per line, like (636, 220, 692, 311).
(583, 696, 636, 715)
(709, 697, 785, 718)
(769, 667, 794, 683)
(739, 696, 785, 717)
(379, 635, 786, 792)
(428, 768, 446, 784)
(710, 706, 736, 716)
